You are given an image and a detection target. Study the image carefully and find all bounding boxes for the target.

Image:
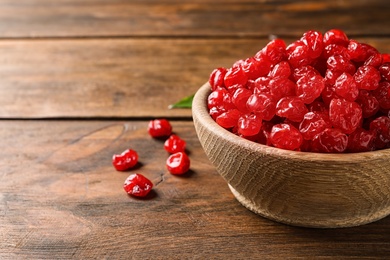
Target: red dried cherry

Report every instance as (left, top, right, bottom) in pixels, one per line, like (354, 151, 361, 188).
(237, 113, 262, 137)
(148, 119, 172, 138)
(270, 123, 303, 150)
(323, 29, 349, 47)
(123, 173, 153, 197)
(299, 111, 332, 140)
(242, 57, 270, 80)
(347, 128, 376, 152)
(216, 109, 241, 129)
(208, 88, 235, 111)
(372, 81, 390, 109)
(329, 99, 362, 134)
(232, 87, 252, 113)
(355, 90, 380, 118)
(268, 77, 296, 100)
(258, 39, 287, 65)
(164, 134, 186, 154)
(112, 149, 139, 171)
(276, 96, 308, 122)
(246, 93, 276, 121)
(166, 152, 190, 175)
(311, 128, 348, 153)
(296, 74, 325, 104)
(286, 40, 312, 68)
(379, 63, 390, 81)
(268, 61, 291, 78)
(369, 116, 390, 149)
(209, 67, 227, 91)
(301, 30, 323, 59)
(334, 73, 359, 101)
(224, 65, 248, 89)
(354, 65, 381, 91)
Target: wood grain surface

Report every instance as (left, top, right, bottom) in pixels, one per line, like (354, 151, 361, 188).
(1, 0, 390, 258)
(1, 120, 390, 259)
(0, 0, 389, 38)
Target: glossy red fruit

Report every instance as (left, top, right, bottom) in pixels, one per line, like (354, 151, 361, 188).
(347, 40, 371, 62)
(322, 44, 349, 60)
(148, 119, 172, 138)
(372, 81, 390, 109)
(329, 99, 362, 134)
(379, 63, 390, 81)
(347, 128, 376, 152)
(232, 87, 252, 113)
(323, 29, 349, 47)
(334, 73, 359, 101)
(241, 57, 270, 80)
(286, 40, 312, 68)
(364, 52, 382, 67)
(276, 96, 308, 122)
(268, 61, 291, 78)
(270, 123, 303, 150)
(301, 30, 323, 59)
(369, 116, 390, 149)
(296, 74, 325, 104)
(164, 134, 186, 154)
(299, 111, 332, 140)
(354, 65, 381, 91)
(216, 109, 241, 129)
(112, 149, 139, 171)
(327, 55, 356, 74)
(355, 90, 380, 118)
(237, 113, 262, 137)
(209, 67, 227, 91)
(311, 128, 348, 153)
(207, 88, 235, 110)
(246, 93, 276, 121)
(166, 152, 190, 175)
(268, 77, 296, 100)
(252, 76, 271, 94)
(258, 39, 287, 65)
(224, 65, 248, 89)
(123, 173, 153, 197)
(292, 65, 319, 82)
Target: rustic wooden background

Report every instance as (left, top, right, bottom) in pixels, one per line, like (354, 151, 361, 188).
(1, 0, 390, 259)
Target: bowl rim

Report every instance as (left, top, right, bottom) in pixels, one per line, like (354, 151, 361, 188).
(192, 82, 390, 163)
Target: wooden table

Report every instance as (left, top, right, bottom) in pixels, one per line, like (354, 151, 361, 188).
(1, 0, 390, 258)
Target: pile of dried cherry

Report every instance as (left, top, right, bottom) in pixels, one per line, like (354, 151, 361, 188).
(208, 29, 390, 153)
(113, 119, 190, 197)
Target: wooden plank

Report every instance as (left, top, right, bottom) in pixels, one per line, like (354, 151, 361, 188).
(1, 37, 390, 119)
(0, 120, 390, 259)
(0, 0, 389, 38)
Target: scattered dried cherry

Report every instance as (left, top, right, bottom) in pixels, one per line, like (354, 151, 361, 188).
(123, 173, 153, 197)
(166, 152, 190, 175)
(112, 149, 139, 171)
(148, 119, 172, 138)
(164, 134, 186, 154)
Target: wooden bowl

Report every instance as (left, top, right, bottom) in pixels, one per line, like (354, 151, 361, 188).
(192, 82, 390, 228)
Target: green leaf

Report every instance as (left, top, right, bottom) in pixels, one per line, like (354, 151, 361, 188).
(168, 94, 194, 109)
